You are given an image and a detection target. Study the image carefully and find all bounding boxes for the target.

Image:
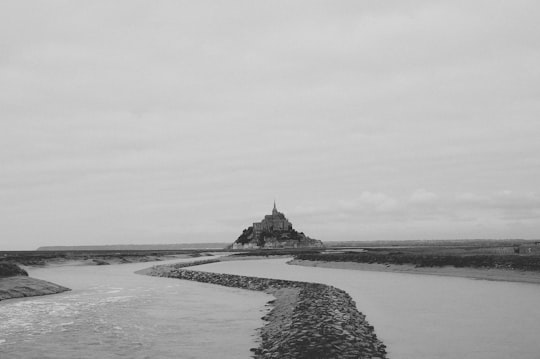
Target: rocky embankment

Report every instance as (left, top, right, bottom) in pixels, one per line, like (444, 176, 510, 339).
(0, 262, 70, 301)
(147, 260, 387, 359)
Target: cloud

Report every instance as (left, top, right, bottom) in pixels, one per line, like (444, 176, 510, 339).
(289, 189, 540, 242)
(409, 189, 438, 204)
(1, 1, 539, 249)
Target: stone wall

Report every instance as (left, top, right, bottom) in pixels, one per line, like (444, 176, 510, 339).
(147, 260, 387, 359)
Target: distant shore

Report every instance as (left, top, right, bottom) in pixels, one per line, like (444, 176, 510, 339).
(2, 252, 201, 267)
(289, 259, 540, 285)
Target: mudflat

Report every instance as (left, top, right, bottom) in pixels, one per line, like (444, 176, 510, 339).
(289, 259, 540, 284)
(0, 276, 70, 301)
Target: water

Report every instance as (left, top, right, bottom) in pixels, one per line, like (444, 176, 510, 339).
(3, 257, 539, 359)
(0, 258, 271, 359)
(195, 258, 540, 359)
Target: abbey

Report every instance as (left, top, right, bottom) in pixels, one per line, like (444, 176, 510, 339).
(253, 201, 292, 235)
(232, 202, 324, 249)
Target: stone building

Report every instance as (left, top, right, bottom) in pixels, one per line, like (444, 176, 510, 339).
(252, 201, 292, 236)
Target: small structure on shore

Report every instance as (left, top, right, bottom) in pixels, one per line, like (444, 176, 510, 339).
(519, 241, 540, 254)
(232, 202, 324, 249)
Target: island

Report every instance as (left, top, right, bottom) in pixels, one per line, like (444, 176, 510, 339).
(231, 202, 324, 249)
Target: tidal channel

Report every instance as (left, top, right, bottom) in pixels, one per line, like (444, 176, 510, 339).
(0, 258, 270, 359)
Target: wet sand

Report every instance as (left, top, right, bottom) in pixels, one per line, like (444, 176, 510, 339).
(0, 276, 70, 301)
(289, 259, 540, 284)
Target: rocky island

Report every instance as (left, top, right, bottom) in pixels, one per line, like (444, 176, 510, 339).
(231, 202, 324, 250)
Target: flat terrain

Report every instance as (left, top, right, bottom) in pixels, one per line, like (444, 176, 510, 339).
(0, 249, 211, 266)
(289, 240, 540, 284)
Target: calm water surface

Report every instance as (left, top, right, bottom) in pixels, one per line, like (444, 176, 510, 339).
(196, 258, 540, 359)
(0, 258, 271, 359)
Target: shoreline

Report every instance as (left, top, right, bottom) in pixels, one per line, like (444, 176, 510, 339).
(288, 259, 540, 284)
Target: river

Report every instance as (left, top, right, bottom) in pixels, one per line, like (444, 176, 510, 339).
(0, 257, 271, 359)
(195, 258, 540, 359)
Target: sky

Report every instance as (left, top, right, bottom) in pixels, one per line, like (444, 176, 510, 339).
(1, 1, 539, 250)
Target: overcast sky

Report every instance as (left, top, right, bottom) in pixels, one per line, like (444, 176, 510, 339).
(1, 1, 539, 250)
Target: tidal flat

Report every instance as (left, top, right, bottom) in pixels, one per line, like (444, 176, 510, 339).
(289, 259, 540, 284)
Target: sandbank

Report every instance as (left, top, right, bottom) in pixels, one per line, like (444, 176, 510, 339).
(289, 259, 540, 284)
(0, 276, 70, 301)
